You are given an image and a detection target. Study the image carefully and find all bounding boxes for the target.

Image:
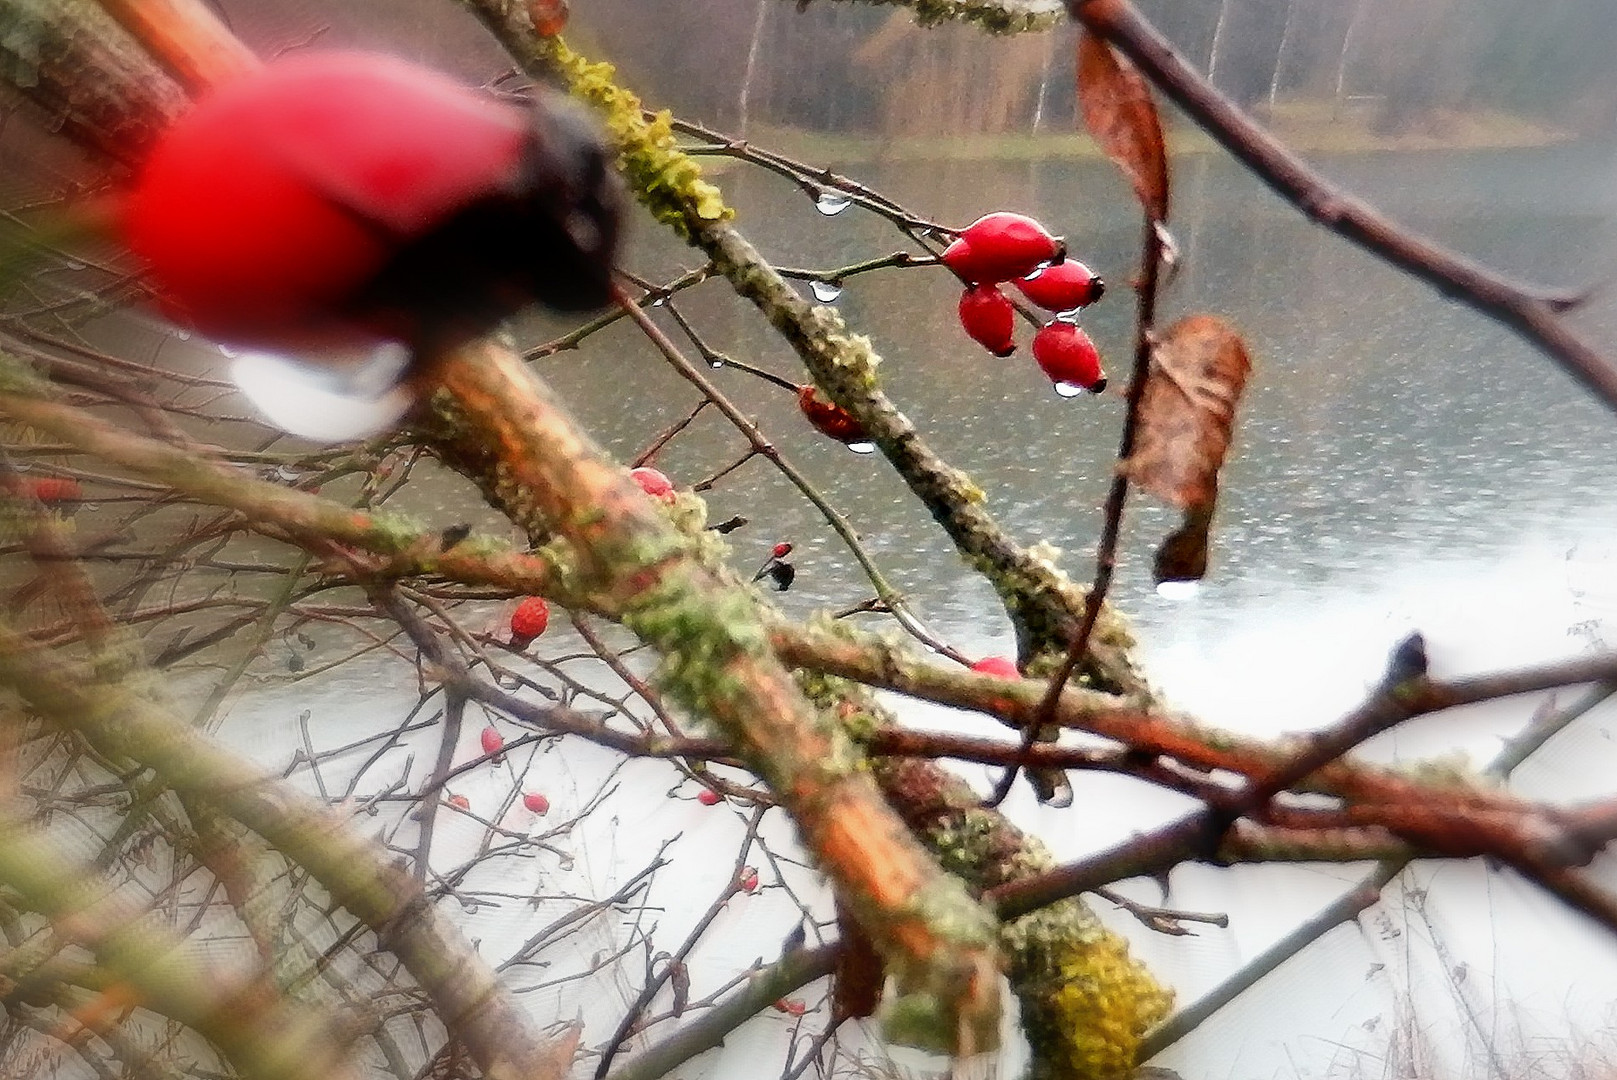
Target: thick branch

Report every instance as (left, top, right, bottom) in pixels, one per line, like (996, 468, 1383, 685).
(417, 335, 1002, 1053)
(1066, 0, 1617, 411)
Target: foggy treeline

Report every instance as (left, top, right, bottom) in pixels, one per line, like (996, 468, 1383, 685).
(566, 0, 1617, 138)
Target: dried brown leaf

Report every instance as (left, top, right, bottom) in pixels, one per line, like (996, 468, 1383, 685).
(1077, 26, 1169, 223)
(1121, 315, 1252, 511)
(1154, 503, 1214, 585)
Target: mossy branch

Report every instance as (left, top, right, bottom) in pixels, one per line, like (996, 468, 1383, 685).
(0, 810, 361, 1080)
(0, 615, 579, 1080)
(458, 3, 1147, 696)
(0, 0, 189, 160)
(414, 333, 1004, 1054)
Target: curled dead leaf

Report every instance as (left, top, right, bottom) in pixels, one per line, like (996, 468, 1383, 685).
(1122, 316, 1252, 583)
(1121, 315, 1251, 511)
(1154, 502, 1214, 586)
(1077, 27, 1169, 224)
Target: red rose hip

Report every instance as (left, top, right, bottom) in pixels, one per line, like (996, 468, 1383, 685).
(123, 51, 621, 352)
(957, 284, 1017, 357)
(630, 466, 676, 503)
(510, 597, 550, 643)
(797, 385, 874, 453)
(19, 477, 82, 505)
(969, 656, 1021, 680)
(941, 212, 1065, 284)
(480, 726, 505, 759)
(696, 787, 722, 806)
(1015, 260, 1104, 312)
(523, 791, 551, 815)
(1032, 321, 1107, 396)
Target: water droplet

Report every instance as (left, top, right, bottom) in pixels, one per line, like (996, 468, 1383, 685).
(708, 356, 726, 369)
(845, 441, 877, 455)
(650, 296, 667, 307)
(559, 854, 575, 871)
(62, 259, 85, 271)
(1053, 381, 1085, 398)
(814, 190, 852, 216)
(1022, 265, 1046, 281)
(217, 344, 239, 359)
(275, 465, 300, 483)
(173, 329, 191, 341)
(1156, 579, 1202, 601)
(810, 280, 843, 302)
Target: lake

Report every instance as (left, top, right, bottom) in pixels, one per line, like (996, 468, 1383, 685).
(208, 141, 1617, 1079)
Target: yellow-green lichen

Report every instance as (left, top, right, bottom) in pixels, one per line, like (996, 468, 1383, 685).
(903, 765, 1172, 1080)
(542, 39, 732, 239)
(1007, 901, 1174, 1080)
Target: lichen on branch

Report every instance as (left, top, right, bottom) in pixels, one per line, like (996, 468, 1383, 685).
(476, 17, 1147, 690)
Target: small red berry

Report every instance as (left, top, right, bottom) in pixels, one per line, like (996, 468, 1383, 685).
(480, 726, 505, 760)
(21, 477, 82, 505)
(696, 787, 722, 806)
(957, 284, 1017, 357)
(1015, 260, 1104, 312)
(740, 867, 759, 892)
(447, 793, 471, 811)
(773, 998, 807, 1017)
(796, 385, 872, 451)
(630, 466, 676, 503)
(523, 791, 551, 814)
(771, 541, 793, 559)
(969, 656, 1021, 680)
(510, 596, 550, 643)
(942, 213, 1064, 284)
(1032, 321, 1107, 396)
(527, 0, 569, 36)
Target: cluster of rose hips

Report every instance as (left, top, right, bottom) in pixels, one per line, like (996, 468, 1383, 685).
(791, 212, 1108, 452)
(946, 213, 1108, 396)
